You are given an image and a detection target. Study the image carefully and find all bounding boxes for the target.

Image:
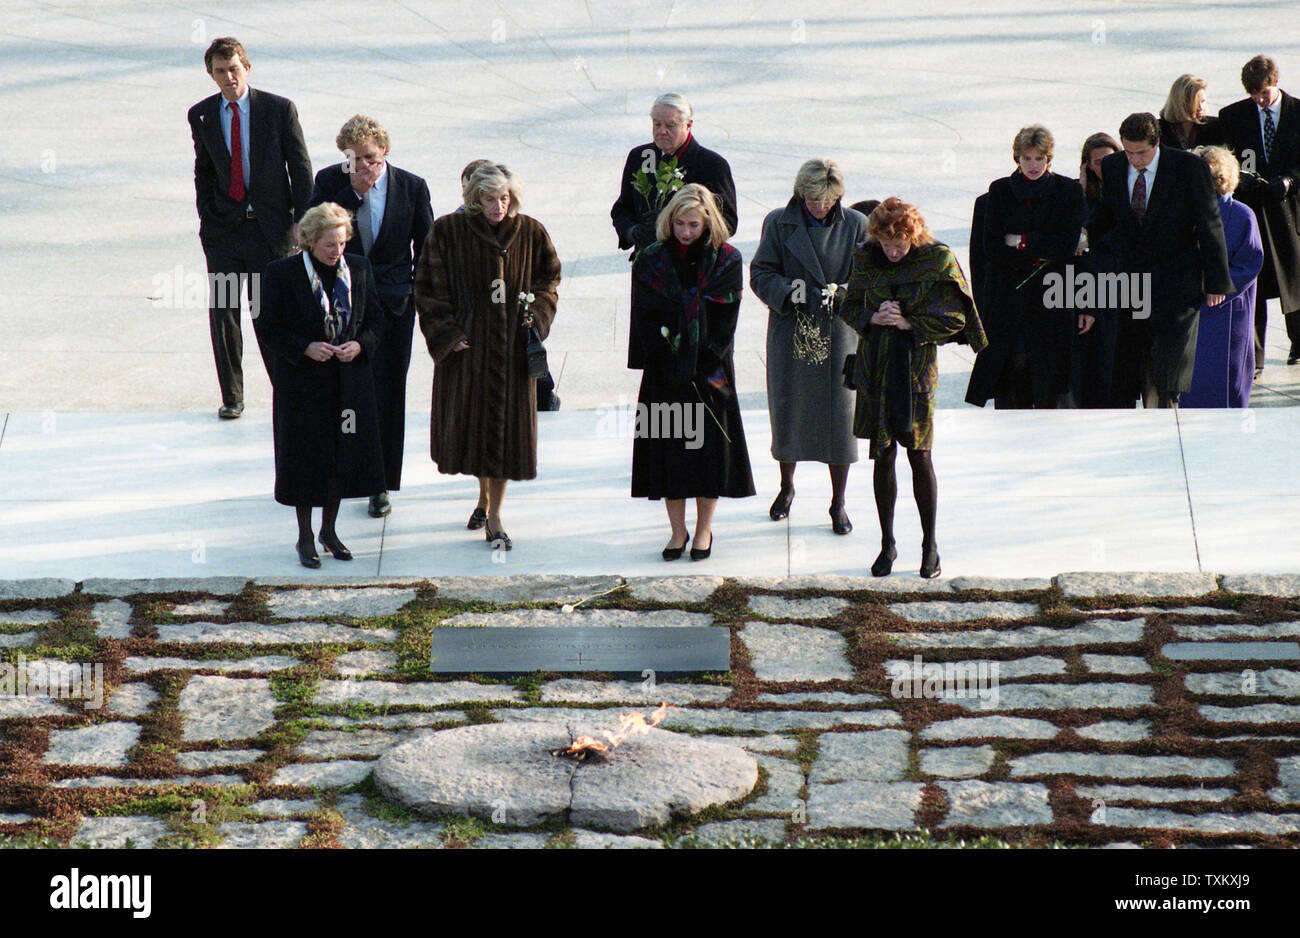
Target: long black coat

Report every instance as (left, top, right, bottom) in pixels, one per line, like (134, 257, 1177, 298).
(1089, 146, 1233, 394)
(310, 162, 434, 490)
(1158, 116, 1223, 150)
(965, 171, 1086, 406)
(254, 253, 386, 506)
(1219, 93, 1300, 311)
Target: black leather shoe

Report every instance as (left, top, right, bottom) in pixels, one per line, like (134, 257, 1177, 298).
(830, 505, 852, 535)
(467, 507, 488, 530)
(769, 487, 795, 520)
(871, 544, 897, 577)
(297, 541, 321, 568)
(920, 545, 941, 579)
(486, 527, 512, 550)
(318, 534, 352, 561)
(368, 492, 391, 517)
(218, 402, 244, 419)
(1289, 347, 1300, 365)
(690, 532, 713, 561)
(662, 536, 688, 561)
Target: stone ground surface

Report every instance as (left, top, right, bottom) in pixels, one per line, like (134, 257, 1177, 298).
(2, 573, 1300, 848)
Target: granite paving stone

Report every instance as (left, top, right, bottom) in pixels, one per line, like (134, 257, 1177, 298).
(1100, 809, 1300, 835)
(755, 691, 882, 705)
(740, 621, 853, 682)
(625, 576, 722, 604)
(266, 587, 417, 619)
(1075, 720, 1152, 742)
(1008, 753, 1235, 779)
(919, 746, 996, 779)
(748, 595, 851, 620)
(938, 781, 1053, 828)
(254, 577, 428, 588)
(431, 575, 624, 604)
(572, 830, 664, 849)
(901, 619, 1144, 649)
(334, 650, 399, 677)
(1185, 670, 1300, 697)
(806, 781, 925, 830)
(247, 798, 319, 817)
(1199, 703, 1300, 723)
(1076, 784, 1235, 804)
(0, 633, 38, 648)
(314, 712, 467, 729)
(123, 655, 300, 674)
(1055, 572, 1219, 598)
(1082, 655, 1152, 675)
(0, 579, 75, 600)
(0, 813, 33, 824)
(178, 676, 277, 741)
(1172, 622, 1300, 639)
(156, 622, 397, 645)
(72, 816, 168, 849)
(953, 682, 1153, 712)
(695, 734, 800, 753)
(217, 821, 308, 849)
(687, 818, 787, 846)
(920, 716, 1059, 741)
(0, 609, 58, 626)
(82, 578, 249, 597)
(475, 833, 551, 849)
(539, 679, 730, 705)
(104, 683, 158, 717)
(1163, 642, 1300, 661)
(315, 680, 520, 707)
(177, 749, 262, 769)
(297, 729, 416, 759)
(270, 761, 374, 787)
(809, 730, 911, 783)
(43, 722, 140, 766)
(170, 599, 229, 617)
(50, 774, 247, 788)
(890, 601, 1039, 622)
(91, 600, 132, 639)
(1269, 756, 1300, 804)
(1220, 574, 1300, 597)
(885, 655, 1065, 682)
(747, 753, 806, 814)
(946, 577, 1053, 591)
(443, 608, 712, 628)
(335, 794, 445, 848)
(731, 575, 949, 593)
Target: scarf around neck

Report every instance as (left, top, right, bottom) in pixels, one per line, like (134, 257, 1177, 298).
(303, 251, 353, 344)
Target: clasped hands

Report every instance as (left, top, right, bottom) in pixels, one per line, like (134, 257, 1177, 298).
(870, 300, 912, 330)
(304, 341, 362, 362)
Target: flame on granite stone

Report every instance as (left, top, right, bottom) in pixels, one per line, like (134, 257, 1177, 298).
(552, 703, 673, 760)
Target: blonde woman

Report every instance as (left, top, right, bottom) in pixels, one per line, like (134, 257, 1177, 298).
(1159, 74, 1222, 149)
(630, 183, 755, 560)
(253, 202, 387, 568)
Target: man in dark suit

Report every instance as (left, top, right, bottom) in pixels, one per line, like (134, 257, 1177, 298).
(1091, 112, 1233, 407)
(309, 116, 433, 517)
(188, 37, 312, 418)
(611, 93, 739, 368)
(1219, 55, 1300, 370)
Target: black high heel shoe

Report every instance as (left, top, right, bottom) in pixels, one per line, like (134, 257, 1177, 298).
(769, 487, 795, 521)
(871, 544, 897, 577)
(486, 526, 512, 550)
(690, 532, 713, 561)
(467, 506, 488, 530)
(297, 540, 321, 569)
(318, 534, 352, 561)
(830, 505, 852, 535)
(920, 545, 941, 579)
(662, 535, 688, 561)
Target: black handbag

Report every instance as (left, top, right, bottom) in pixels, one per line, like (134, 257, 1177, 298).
(524, 324, 548, 380)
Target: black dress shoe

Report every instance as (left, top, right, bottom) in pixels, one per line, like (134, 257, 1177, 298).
(662, 536, 688, 561)
(218, 402, 244, 419)
(368, 492, 391, 517)
(690, 532, 713, 561)
(318, 534, 352, 561)
(1289, 347, 1300, 365)
(830, 505, 852, 535)
(297, 541, 321, 569)
(920, 545, 941, 579)
(871, 544, 897, 577)
(467, 507, 488, 530)
(486, 526, 512, 550)
(769, 487, 795, 520)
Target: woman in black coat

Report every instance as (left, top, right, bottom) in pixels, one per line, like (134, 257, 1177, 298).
(1159, 74, 1222, 150)
(1071, 132, 1122, 407)
(630, 183, 754, 561)
(254, 202, 387, 568)
(965, 124, 1087, 409)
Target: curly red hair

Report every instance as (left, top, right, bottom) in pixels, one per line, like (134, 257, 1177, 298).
(867, 197, 935, 247)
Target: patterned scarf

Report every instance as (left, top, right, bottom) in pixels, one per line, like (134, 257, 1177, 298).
(302, 251, 352, 343)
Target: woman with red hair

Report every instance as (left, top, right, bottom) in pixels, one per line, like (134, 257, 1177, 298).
(840, 198, 986, 578)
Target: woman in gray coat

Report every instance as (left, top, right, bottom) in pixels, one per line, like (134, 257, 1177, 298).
(750, 159, 869, 533)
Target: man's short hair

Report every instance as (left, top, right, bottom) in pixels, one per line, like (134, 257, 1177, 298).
(1241, 55, 1280, 94)
(336, 115, 390, 154)
(1118, 112, 1160, 146)
(204, 37, 250, 73)
(651, 93, 692, 122)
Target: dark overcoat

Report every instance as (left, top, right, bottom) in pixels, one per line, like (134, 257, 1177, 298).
(1089, 146, 1233, 394)
(965, 171, 1086, 406)
(749, 198, 867, 464)
(254, 253, 386, 506)
(1219, 92, 1300, 311)
(413, 211, 561, 480)
(310, 162, 434, 490)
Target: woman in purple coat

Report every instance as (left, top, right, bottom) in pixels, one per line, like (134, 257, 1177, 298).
(1182, 146, 1264, 408)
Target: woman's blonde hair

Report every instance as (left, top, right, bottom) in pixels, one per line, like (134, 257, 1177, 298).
(793, 158, 846, 203)
(1193, 145, 1240, 197)
(655, 183, 728, 249)
(1161, 74, 1208, 124)
(297, 202, 353, 251)
(335, 114, 390, 154)
(867, 197, 935, 247)
(1012, 124, 1054, 163)
(463, 164, 521, 217)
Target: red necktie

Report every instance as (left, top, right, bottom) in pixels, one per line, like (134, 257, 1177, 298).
(228, 101, 246, 202)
